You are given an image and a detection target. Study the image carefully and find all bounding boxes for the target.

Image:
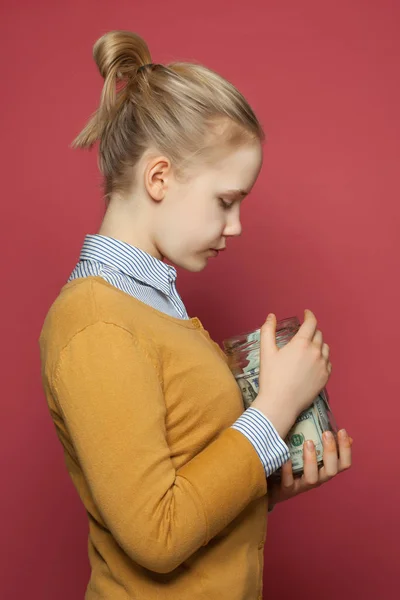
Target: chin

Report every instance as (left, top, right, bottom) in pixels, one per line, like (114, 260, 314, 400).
(187, 263, 207, 273)
(175, 255, 208, 273)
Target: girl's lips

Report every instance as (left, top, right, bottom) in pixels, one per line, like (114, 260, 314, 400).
(207, 247, 226, 257)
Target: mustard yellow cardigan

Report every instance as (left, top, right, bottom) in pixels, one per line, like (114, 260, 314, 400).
(39, 277, 269, 599)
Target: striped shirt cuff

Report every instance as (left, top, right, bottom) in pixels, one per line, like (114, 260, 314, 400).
(231, 407, 290, 478)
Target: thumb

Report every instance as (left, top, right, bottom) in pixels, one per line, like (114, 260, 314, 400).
(260, 313, 278, 357)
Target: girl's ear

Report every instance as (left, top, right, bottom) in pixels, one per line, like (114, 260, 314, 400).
(144, 156, 171, 202)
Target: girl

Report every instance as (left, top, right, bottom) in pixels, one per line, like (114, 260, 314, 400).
(39, 30, 352, 600)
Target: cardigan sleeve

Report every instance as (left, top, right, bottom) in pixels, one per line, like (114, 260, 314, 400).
(51, 321, 267, 574)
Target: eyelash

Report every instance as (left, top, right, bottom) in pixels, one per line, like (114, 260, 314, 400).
(218, 198, 234, 210)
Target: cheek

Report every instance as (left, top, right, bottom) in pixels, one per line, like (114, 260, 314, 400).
(191, 206, 225, 241)
(166, 199, 225, 249)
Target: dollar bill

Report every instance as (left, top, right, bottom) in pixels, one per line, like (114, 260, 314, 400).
(286, 406, 324, 473)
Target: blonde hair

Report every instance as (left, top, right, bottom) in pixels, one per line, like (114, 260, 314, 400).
(72, 30, 264, 199)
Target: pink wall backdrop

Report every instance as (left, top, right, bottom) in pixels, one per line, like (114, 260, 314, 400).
(2, 1, 399, 598)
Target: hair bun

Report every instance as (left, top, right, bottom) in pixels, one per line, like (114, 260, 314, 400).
(93, 30, 152, 81)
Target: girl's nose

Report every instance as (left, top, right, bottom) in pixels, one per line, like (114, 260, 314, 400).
(223, 214, 242, 237)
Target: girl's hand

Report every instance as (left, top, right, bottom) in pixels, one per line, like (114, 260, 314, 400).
(252, 310, 332, 439)
(267, 429, 353, 508)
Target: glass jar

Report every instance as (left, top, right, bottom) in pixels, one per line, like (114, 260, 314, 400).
(223, 316, 338, 477)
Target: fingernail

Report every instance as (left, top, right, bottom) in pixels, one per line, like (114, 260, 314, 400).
(306, 440, 315, 451)
(340, 429, 348, 439)
(324, 431, 334, 442)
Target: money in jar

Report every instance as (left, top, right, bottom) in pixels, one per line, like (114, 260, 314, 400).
(223, 316, 338, 476)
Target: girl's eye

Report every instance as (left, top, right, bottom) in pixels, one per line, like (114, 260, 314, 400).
(218, 198, 233, 210)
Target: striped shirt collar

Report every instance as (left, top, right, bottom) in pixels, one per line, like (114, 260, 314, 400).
(79, 234, 178, 296)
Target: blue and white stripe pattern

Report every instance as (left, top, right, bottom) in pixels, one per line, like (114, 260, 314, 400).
(69, 235, 188, 319)
(232, 408, 290, 476)
(69, 234, 290, 479)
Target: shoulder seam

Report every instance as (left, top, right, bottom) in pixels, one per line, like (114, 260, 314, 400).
(51, 320, 162, 392)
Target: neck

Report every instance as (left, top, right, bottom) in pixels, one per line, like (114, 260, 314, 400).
(98, 197, 163, 260)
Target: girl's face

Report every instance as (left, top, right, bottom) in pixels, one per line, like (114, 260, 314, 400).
(153, 141, 263, 272)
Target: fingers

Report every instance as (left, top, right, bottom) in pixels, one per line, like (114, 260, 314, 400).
(319, 429, 352, 482)
(297, 309, 318, 341)
(337, 429, 352, 471)
(260, 313, 277, 358)
(321, 342, 331, 379)
(298, 430, 352, 492)
(313, 329, 323, 347)
(313, 330, 330, 357)
(321, 341, 329, 360)
(280, 459, 295, 491)
(312, 329, 331, 375)
(318, 431, 339, 482)
(271, 431, 353, 502)
(302, 440, 319, 486)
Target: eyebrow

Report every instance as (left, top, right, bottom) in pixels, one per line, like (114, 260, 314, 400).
(222, 189, 249, 198)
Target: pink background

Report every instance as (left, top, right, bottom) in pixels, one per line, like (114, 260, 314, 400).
(2, 0, 399, 598)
